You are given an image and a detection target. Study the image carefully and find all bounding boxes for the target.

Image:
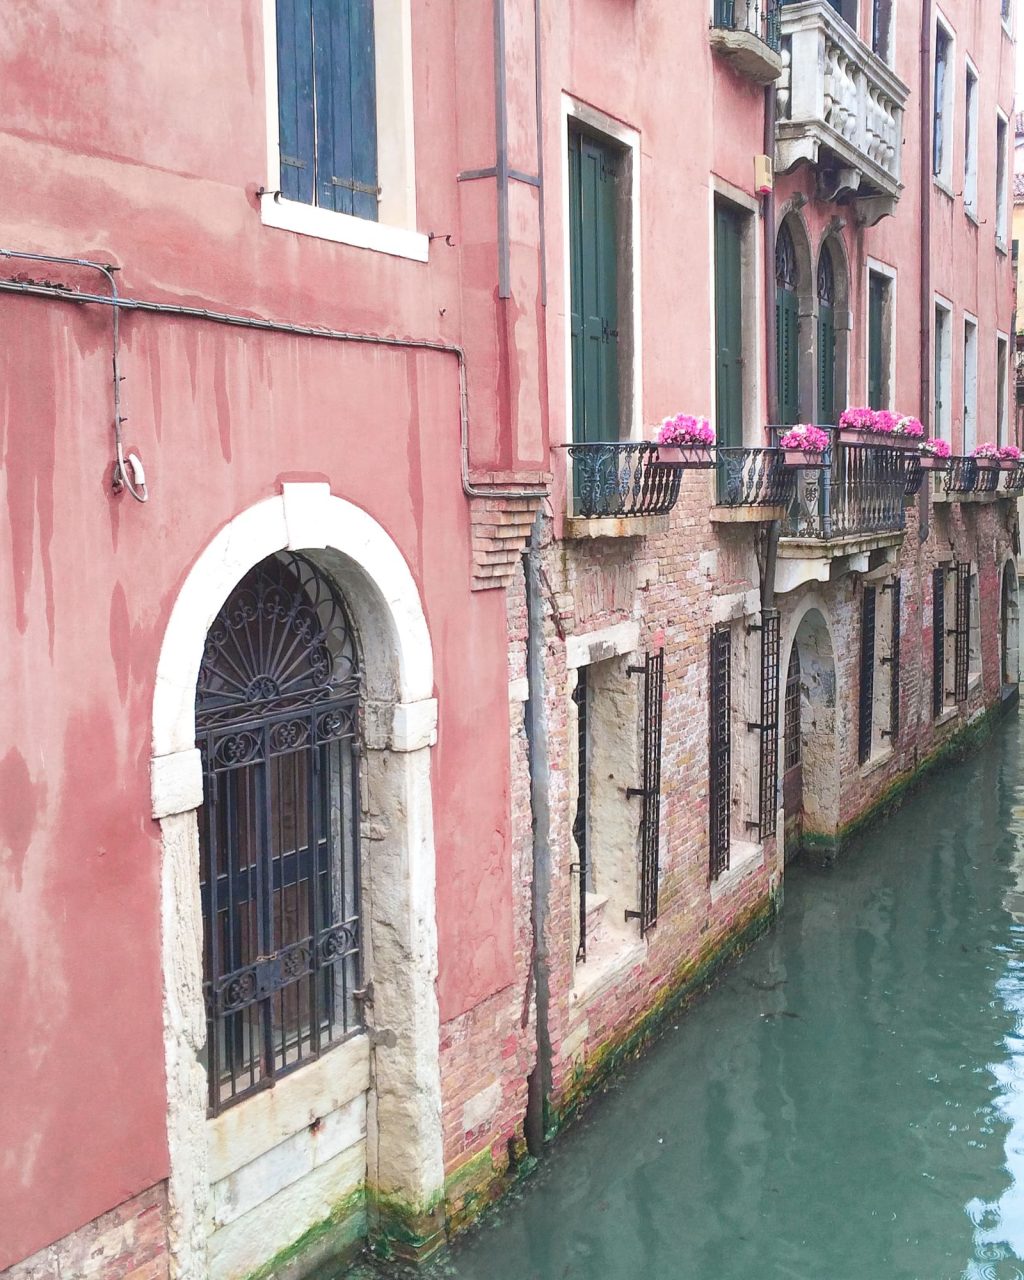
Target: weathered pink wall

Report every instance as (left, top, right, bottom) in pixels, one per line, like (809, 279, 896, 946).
(0, 1, 528, 1265)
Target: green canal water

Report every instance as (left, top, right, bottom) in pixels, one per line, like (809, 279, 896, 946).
(414, 710, 1024, 1280)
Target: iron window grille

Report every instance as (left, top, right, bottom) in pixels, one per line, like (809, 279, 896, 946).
(196, 552, 364, 1116)
(932, 567, 945, 717)
(572, 667, 590, 962)
(954, 561, 970, 702)
(784, 643, 802, 770)
(749, 611, 780, 841)
(709, 627, 732, 880)
(626, 651, 665, 935)
(884, 576, 901, 741)
(859, 586, 876, 765)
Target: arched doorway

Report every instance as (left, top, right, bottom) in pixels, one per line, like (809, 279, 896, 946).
(1002, 559, 1020, 689)
(781, 606, 840, 862)
(151, 487, 444, 1278)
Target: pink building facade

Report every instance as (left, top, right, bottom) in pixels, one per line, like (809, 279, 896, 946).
(0, 2, 1019, 1278)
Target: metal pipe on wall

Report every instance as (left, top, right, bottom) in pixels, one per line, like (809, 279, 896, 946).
(918, 1, 932, 545)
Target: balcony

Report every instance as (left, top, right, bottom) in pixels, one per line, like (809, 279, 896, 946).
(563, 442, 683, 539)
(713, 447, 795, 521)
(710, 0, 784, 85)
(933, 457, 1022, 504)
(776, 0, 909, 225)
(771, 430, 912, 590)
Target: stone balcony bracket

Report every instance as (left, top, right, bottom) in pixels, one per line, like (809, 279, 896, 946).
(776, 0, 909, 224)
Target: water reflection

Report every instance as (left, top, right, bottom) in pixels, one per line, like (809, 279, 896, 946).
(403, 716, 1024, 1280)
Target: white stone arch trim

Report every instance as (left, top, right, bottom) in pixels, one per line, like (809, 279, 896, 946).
(999, 552, 1020, 685)
(151, 483, 443, 1279)
(778, 593, 841, 725)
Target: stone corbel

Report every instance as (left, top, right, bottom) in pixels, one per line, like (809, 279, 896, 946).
(853, 193, 898, 227)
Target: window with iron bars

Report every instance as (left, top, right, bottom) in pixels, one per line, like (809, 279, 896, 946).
(196, 552, 364, 1116)
(784, 643, 802, 771)
(709, 626, 732, 880)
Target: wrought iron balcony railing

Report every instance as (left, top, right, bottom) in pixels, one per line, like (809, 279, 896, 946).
(712, 0, 781, 52)
(770, 428, 911, 539)
(944, 458, 1004, 496)
(904, 454, 924, 498)
(715, 447, 795, 508)
(777, 1, 909, 223)
(565, 442, 683, 520)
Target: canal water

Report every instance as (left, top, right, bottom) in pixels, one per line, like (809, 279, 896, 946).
(407, 710, 1024, 1280)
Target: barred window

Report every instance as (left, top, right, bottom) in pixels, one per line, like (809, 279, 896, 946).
(196, 552, 364, 1115)
(784, 643, 802, 771)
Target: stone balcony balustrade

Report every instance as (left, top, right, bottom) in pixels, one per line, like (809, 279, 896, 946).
(776, 0, 909, 224)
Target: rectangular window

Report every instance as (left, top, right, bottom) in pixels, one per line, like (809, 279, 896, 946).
(709, 626, 732, 880)
(955, 562, 971, 701)
(933, 22, 953, 185)
(569, 128, 623, 446)
(932, 567, 945, 718)
(755, 612, 780, 842)
(872, 0, 893, 62)
(998, 335, 1009, 445)
(868, 270, 893, 409)
(963, 317, 978, 453)
(715, 201, 747, 447)
(997, 114, 1009, 248)
(935, 300, 952, 442)
(888, 576, 902, 743)
(276, 0, 378, 219)
(964, 65, 978, 219)
(859, 586, 876, 765)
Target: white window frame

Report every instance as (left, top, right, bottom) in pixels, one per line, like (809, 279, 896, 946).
(259, 0, 428, 262)
(560, 95, 643, 449)
(933, 13, 955, 196)
(997, 330, 1010, 445)
(963, 59, 979, 221)
(709, 176, 763, 448)
(996, 109, 1010, 252)
(866, 256, 897, 410)
(934, 295, 953, 444)
(963, 313, 979, 453)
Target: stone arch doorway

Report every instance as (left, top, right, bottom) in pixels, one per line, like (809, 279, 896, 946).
(781, 606, 839, 862)
(1002, 558, 1020, 689)
(151, 485, 444, 1279)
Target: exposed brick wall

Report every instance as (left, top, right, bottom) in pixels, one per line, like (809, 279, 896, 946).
(468, 487, 548, 590)
(2, 1184, 168, 1280)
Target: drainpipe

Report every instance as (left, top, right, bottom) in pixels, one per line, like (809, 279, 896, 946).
(523, 514, 552, 1157)
(918, 1, 932, 546)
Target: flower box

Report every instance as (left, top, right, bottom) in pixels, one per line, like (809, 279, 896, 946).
(838, 428, 876, 447)
(999, 458, 1019, 472)
(783, 447, 825, 468)
(655, 444, 714, 468)
(918, 453, 948, 471)
(974, 456, 999, 471)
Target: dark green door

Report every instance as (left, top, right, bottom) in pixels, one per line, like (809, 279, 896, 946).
(817, 249, 836, 423)
(569, 130, 620, 445)
(868, 272, 886, 409)
(775, 221, 800, 426)
(715, 203, 744, 449)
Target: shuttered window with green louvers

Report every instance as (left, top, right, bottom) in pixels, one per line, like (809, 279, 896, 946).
(276, 0, 379, 221)
(569, 130, 621, 445)
(775, 223, 800, 427)
(715, 203, 745, 448)
(817, 248, 836, 424)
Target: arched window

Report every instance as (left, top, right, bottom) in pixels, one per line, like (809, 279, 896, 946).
(817, 247, 837, 424)
(196, 551, 364, 1114)
(776, 223, 800, 425)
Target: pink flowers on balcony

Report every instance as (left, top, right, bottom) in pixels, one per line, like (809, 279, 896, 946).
(920, 438, 951, 458)
(779, 424, 830, 452)
(893, 416, 925, 439)
(656, 414, 716, 447)
(838, 407, 923, 441)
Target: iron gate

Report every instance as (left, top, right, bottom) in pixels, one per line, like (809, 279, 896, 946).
(627, 651, 665, 935)
(709, 627, 732, 879)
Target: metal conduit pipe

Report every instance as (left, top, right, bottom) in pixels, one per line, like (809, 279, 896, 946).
(918, 2, 932, 546)
(0, 248, 550, 503)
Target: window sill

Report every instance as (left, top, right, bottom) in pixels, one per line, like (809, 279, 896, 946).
(996, 238, 1009, 257)
(564, 514, 670, 540)
(933, 177, 954, 200)
(572, 933, 646, 1008)
(860, 745, 893, 778)
(934, 706, 958, 728)
(965, 207, 979, 227)
(259, 193, 430, 262)
(710, 839, 763, 903)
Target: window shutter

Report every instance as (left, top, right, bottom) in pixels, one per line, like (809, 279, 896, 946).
(568, 133, 586, 445)
(311, 0, 378, 219)
(777, 289, 799, 426)
(627, 651, 664, 934)
(276, 0, 316, 204)
(709, 626, 732, 879)
(859, 586, 876, 764)
(715, 205, 745, 448)
(932, 567, 945, 717)
(868, 276, 885, 409)
(818, 304, 835, 423)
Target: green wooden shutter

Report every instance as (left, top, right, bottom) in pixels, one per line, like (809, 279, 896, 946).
(276, 0, 316, 205)
(568, 131, 620, 444)
(818, 303, 835, 423)
(715, 205, 744, 448)
(312, 0, 378, 220)
(868, 274, 885, 409)
(777, 288, 799, 426)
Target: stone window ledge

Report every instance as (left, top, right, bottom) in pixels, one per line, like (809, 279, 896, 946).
(571, 935, 646, 1009)
(711, 839, 763, 903)
(564, 515, 670, 540)
(860, 745, 894, 779)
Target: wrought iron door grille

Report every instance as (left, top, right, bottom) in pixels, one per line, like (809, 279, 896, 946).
(859, 586, 876, 765)
(954, 561, 970, 702)
(196, 552, 363, 1116)
(626, 651, 664, 934)
(932, 567, 945, 717)
(755, 611, 780, 840)
(888, 576, 901, 741)
(709, 627, 732, 880)
(572, 668, 589, 961)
